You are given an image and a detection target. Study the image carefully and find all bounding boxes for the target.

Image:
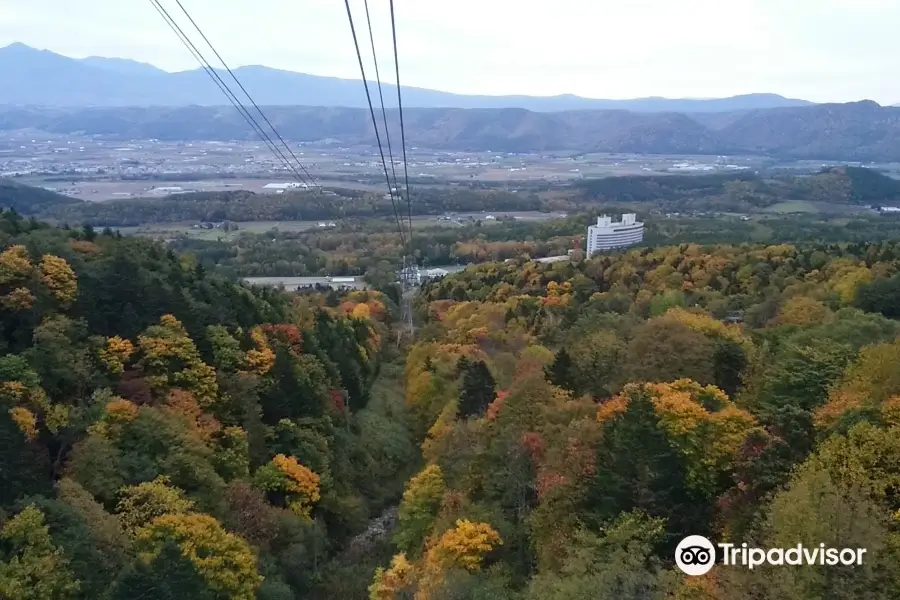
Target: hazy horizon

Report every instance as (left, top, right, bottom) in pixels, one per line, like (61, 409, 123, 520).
(2, 0, 899, 104)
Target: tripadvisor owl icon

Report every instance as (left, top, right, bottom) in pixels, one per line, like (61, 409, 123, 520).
(676, 535, 716, 576)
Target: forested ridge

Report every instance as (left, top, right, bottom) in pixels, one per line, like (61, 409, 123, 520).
(0, 209, 419, 599)
(374, 240, 900, 598)
(575, 166, 900, 210)
(0, 179, 80, 214)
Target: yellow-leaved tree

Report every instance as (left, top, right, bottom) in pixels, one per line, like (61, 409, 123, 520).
(243, 327, 275, 376)
(369, 553, 415, 600)
(116, 476, 195, 535)
(38, 254, 78, 306)
(599, 379, 756, 496)
(415, 520, 502, 599)
(8, 407, 38, 440)
(96, 336, 135, 375)
(771, 296, 832, 327)
(815, 338, 900, 430)
(426, 519, 501, 572)
(832, 265, 873, 305)
(135, 512, 262, 600)
(394, 464, 446, 554)
(137, 315, 218, 406)
(254, 454, 321, 517)
(0, 355, 69, 438)
(0, 245, 35, 311)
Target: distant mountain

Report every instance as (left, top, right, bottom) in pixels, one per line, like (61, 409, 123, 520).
(79, 56, 167, 77)
(0, 179, 81, 212)
(0, 43, 814, 112)
(2, 100, 899, 161)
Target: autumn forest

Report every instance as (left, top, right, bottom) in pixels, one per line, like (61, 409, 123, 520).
(4, 198, 900, 599)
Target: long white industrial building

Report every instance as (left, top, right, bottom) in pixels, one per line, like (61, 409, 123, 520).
(586, 213, 644, 255)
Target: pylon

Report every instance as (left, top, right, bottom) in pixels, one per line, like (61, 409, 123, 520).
(397, 255, 418, 337)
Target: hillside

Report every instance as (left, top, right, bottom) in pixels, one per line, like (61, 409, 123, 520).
(382, 241, 900, 598)
(0, 178, 81, 212)
(6, 211, 900, 597)
(0, 210, 414, 599)
(3, 101, 900, 161)
(575, 166, 900, 210)
(0, 43, 812, 112)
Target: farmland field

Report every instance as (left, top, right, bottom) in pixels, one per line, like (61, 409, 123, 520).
(114, 211, 567, 239)
(763, 200, 872, 215)
(763, 200, 821, 213)
(117, 220, 320, 240)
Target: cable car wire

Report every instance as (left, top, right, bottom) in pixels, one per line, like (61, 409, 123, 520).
(343, 0, 407, 247)
(389, 0, 414, 247)
(363, 0, 400, 204)
(148, 0, 312, 188)
(171, 0, 319, 190)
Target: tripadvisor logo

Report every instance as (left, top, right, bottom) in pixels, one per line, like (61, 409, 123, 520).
(676, 535, 717, 576)
(675, 535, 868, 576)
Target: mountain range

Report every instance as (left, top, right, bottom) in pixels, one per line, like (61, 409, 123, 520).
(4, 43, 900, 161)
(2, 100, 899, 161)
(0, 42, 815, 112)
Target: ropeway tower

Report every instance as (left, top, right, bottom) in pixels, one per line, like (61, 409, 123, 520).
(398, 255, 419, 334)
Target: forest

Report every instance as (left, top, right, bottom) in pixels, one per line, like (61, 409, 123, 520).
(6, 205, 900, 598)
(371, 239, 900, 599)
(0, 209, 419, 599)
(167, 211, 900, 288)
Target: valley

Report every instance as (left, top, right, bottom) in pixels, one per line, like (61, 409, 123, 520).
(3, 17, 900, 599)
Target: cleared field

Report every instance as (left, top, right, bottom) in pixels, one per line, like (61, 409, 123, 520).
(117, 211, 565, 238)
(119, 220, 319, 240)
(763, 200, 821, 213)
(763, 200, 871, 215)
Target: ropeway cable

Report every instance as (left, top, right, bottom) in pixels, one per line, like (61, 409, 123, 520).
(343, 0, 408, 248)
(148, 0, 313, 188)
(389, 0, 414, 249)
(363, 0, 401, 206)
(170, 0, 320, 190)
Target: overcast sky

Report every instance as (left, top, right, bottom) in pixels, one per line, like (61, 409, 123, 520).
(1, 0, 899, 103)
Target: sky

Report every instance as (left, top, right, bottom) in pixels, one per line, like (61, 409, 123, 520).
(1, 0, 899, 104)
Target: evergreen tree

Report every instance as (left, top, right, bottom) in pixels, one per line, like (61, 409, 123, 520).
(458, 360, 496, 419)
(546, 348, 577, 394)
(0, 412, 51, 510)
(456, 355, 472, 376)
(712, 340, 747, 398)
(107, 543, 216, 600)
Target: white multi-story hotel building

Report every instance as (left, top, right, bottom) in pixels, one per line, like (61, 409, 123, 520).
(586, 213, 644, 256)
